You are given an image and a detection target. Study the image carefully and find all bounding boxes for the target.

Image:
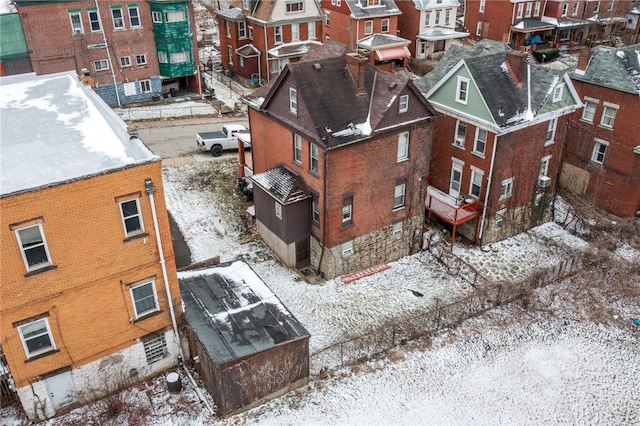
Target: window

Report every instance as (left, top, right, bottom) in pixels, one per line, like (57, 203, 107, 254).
(120, 56, 131, 67)
(607, 0, 613, 11)
(517, 3, 524, 18)
(393, 183, 406, 210)
(456, 77, 469, 104)
(594, 1, 600, 12)
(454, 120, 466, 148)
(294, 134, 303, 163)
(435, 11, 441, 25)
(546, 118, 556, 144)
(450, 160, 463, 197)
(470, 167, 484, 197)
(553, 84, 563, 102)
(539, 155, 551, 178)
(312, 195, 320, 224)
(165, 10, 185, 22)
(479, 0, 485, 12)
(243, 0, 250, 9)
(476, 21, 483, 36)
(526, 2, 532, 16)
(500, 177, 514, 199)
(130, 281, 159, 318)
(534, 1, 541, 15)
(495, 209, 506, 228)
(16, 224, 52, 271)
(325, 11, 330, 26)
(286, 1, 304, 12)
(152, 11, 162, 23)
(364, 20, 373, 35)
(573, 2, 580, 15)
(69, 11, 83, 34)
(157, 51, 168, 63)
(367, 0, 380, 6)
(399, 94, 409, 113)
(397, 131, 409, 161)
(143, 333, 168, 364)
(342, 196, 353, 225)
(308, 22, 316, 39)
(226, 21, 231, 38)
(124, 82, 137, 96)
(591, 139, 608, 164)
(88, 10, 101, 32)
(120, 198, 144, 236)
(249, 26, 254, 39)
(445, 10, 451, 25)
(275, 201, 282, 219)
(291, 23, 300, 41)
(381, 18, 389, 33)
(581, 98, 598, 122)
(274, 26, 282, 43)
(289, 87, 297, 114)
(562, 2, 569, 16)
(18, 318, 55, 358)
(310, 142, 319, 173)
(136, 54, 147, 65)
(341, 239, 354, 258)
(425, 12, 431, 27)
(473, 128, 487, 156)
(140, 79, 152, 93)
(94, 59, 109, 71)
(238, 22, 247, 38)
(600, 103, 618, 128)
(392, 221, 403, 239)
(112, 8, 124, 29)
(129, 6, 140, 27)
(170, 51, 190, 63)
(227, 46, 233, 65)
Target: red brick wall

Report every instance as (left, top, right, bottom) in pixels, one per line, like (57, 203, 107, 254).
(464, 0, 516, 42)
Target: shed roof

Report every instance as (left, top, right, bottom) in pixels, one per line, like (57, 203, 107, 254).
(179, 261, 310, 366)
(0, 72, 158, 197)
(251, 166, 311, 204)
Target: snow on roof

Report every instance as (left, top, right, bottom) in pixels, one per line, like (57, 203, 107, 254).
(251, 166, 311, 204)
(179, 261, 310, 365)
(0, 0, 16, 14)
(0, 72, 158, 197)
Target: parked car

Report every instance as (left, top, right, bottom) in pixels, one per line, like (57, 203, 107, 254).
(196, 124, 248, 156)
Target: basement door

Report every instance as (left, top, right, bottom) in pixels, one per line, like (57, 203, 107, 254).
(45, 371, 75, 408)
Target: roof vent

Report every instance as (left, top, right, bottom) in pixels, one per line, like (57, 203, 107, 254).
(389, 82, 397, 89)
(484, 44, 492, 50)
(313, 63, 322, 70)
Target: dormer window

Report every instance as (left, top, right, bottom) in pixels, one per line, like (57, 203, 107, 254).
(286, 1, 304, 12)
(289, 87, 297, 114)
(399, 95, 408, 113)
(456, 77, 469, 104)
(367, 0, 380, 6)
(553, 84, 563, 102)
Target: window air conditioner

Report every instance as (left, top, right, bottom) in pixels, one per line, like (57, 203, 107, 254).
(538, 176, 551, 188)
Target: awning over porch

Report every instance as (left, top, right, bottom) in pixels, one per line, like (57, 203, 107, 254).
(425, 185, 482, 250)
(267, 40, 322, 59)
(375, 46, 411, 61)
(511, 18, 556, 33)
(418, 26, 470, 41)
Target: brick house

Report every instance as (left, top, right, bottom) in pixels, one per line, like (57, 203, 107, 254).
(415, 40, 582, 246)
(320, 0, 412, 70)
(396, 0, 469, 60)
(243, 41, 438, 279)
(14, 0, 199, 106)
(0, 72, 182, 421)
(561, 44, 640, 217)
(216, 0, 323, 83)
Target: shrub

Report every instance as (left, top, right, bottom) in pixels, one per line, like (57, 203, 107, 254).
(532, 48, 560, 63)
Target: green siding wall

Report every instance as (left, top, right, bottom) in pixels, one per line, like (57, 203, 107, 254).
(0, 14, 29, 59)
(431, 66, 495, 124)
(150, 1, 196, 78)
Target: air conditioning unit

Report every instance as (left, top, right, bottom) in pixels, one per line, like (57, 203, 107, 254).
(538, 176, 551, 188)
(73, 29, 82, 34)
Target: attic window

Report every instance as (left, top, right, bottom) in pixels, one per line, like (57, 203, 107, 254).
(552, 84, 564, 102)
(313, 63, 322, 70)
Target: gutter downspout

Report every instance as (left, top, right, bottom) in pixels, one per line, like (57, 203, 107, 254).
(145, 178, 215, 416)
(95, 0, 121, 107)
(478, 133, 497, 243)
(264, 24, 269, 82)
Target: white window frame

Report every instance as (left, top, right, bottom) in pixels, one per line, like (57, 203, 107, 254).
(450, 159, 463, 197)
(286, 1, 304, 12)
(454, 120, 466, 148)
(18, 318, 55, 358)
(152, 11, 162, 23)
(473, 128, 487, 156)
(157, 51, 168, 63)
(399, 94, 409, 113)
(397, 131, 409, 162)
(275, 201, 282, 219)
(476, 21, 483, 36)
(325, 11, 330, 26)
(469, 167, 484, 198)
(165, 10, 185, 22)
(581, 97, 598, 122)
(128, 6, 141, 27)
(517, 3, 524, 18)
(294, 133, 303, 163)
(308, 22, 316, 39)
(534, 1, 541, 15)
(120, 56, 131, 67)
(88, 10, 102, 32)
(456, 77, 469, 104)
(341, 239, 354, 258)
(425, 12, 431, 27)
(381, 18, 389, 33)
(310, 143, 319, 173)
(392, 221, 403, 239)
(591, 139, 608, 164)
(573, 1, 580, 15)
(136, 54, 147, 65)
(120, 198, 144, 237)
(274, 25, 283, 43)
(291, 23, 300, 41)
(545, 118, 557, 145)
(479, 0, 485, 12)
(342, 203, 352, 224)
(445, 10, 451, 25)
(289, 87, 297, 114)
(238, 21, 247, 38)
(112, 8, 125, 29)
(393, 183, 406, 210)
(594, 1, 600, 12)
(500, 177, 514, 199)
(312, 197, 320, 224)
(243, 0, 250, 9)
(69, 11, 84, 34)
(364, 20, 373, 35)
(600, 103, 618, 129)
(94, 59, 109, 71)
(607, 0, 614, 11)
(553, 84, 564, 102)
(130, 280, 159, 319)
(140, 79, 152, 93)
(226, 21, 231, 38)
(16, 223, 52, 272)
(435, 11, 441, 25)
(561, 2, 569, 16)
(539, 155, 551, 178)
(526, 2, 533, 17)
(227, 46, 233, 65)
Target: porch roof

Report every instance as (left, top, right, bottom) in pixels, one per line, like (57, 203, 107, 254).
(541, 16, 591, 29)
(268, 40, 322, 58)
(375, 45, 411, 61)
(417, 26, 470, 41)
(511, 18, 556, 33)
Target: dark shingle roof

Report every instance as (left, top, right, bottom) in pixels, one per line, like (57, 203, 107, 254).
(251, 166, 311, 204)
(571, 44, 640, 95)
(345, 0, 402, 19)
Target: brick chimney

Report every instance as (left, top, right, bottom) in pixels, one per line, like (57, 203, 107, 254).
(574, 47, 592, 75)
(345, 53, 368, 94)
(505, 50, 528, 85)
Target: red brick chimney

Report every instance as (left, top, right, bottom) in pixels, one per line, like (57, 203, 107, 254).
(505, 50, 528, 85)
(345, 53, 368, 94)
(575, 47, 592, 75)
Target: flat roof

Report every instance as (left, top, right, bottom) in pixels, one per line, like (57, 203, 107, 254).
(0, 71, 158, 197)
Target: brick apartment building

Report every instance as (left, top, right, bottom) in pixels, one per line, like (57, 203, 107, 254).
(244, 42, 438, 279)
(0, 72, 182, 421)
(562, 44, 640, 217)
(415, 40, 582, 246)
(14, 0, 199, 106)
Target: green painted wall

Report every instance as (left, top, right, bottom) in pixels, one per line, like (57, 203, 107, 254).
(0, 13, 29, 60)
(430, 65, 495, 124)
(150, 1, 196, 78)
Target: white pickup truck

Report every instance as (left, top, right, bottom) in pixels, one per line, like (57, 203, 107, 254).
(196, 124, 248, 156)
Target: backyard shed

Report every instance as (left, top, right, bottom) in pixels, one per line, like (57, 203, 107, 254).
(178, 261, 310, 417)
